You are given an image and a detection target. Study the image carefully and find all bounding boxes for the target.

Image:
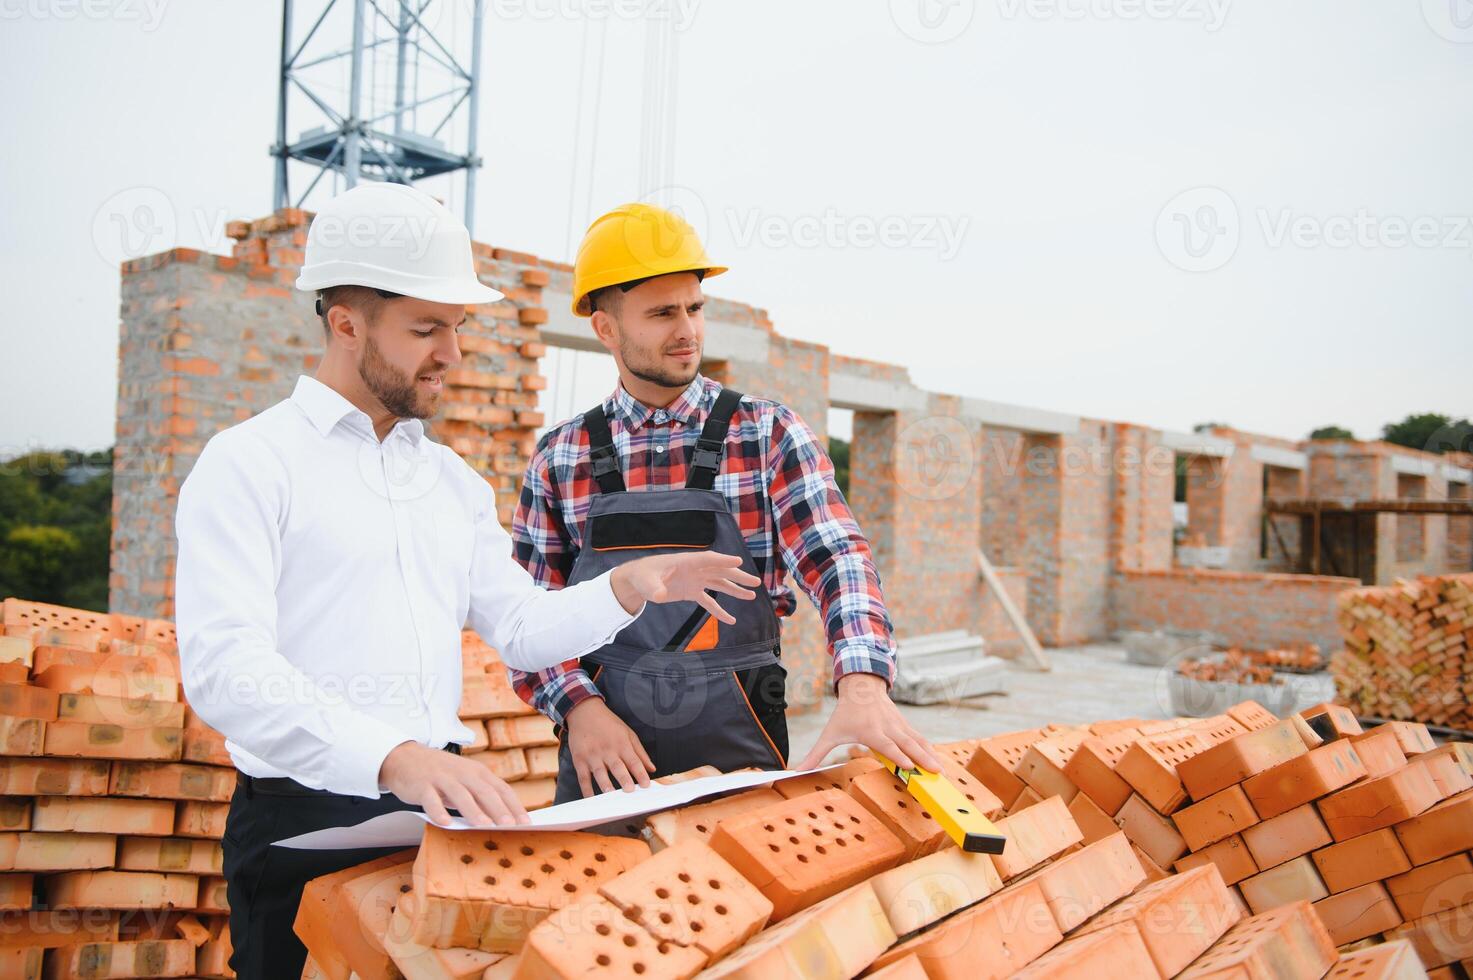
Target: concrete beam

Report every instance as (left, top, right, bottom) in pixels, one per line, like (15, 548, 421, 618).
(540, 290, 772, 363)
(1250, 444, 1308, 470)
(1390, 453, 1440, 479)
(1160, 429, 1237, 458)
(829, 371, 928, 413)
(958, 396, 1079, 435)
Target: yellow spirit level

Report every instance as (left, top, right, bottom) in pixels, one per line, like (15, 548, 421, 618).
(871, 751, 1008, 855)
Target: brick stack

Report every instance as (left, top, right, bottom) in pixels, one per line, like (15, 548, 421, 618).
(0, 597, 235, 979)
(454, 633, 560, 811)
(293, 699, 1468, 979)
(1334, 573, 1473, 732)
(0, 597, 570, 978)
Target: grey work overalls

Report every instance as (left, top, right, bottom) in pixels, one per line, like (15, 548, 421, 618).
(552, 388, 790, 804)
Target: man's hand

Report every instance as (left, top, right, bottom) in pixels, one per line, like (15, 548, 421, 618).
(611, 552, 760, 624)
(795, 673, 944, 772)
(562, 695, 656, 795)
(378, 742, 530, 828)
(564, 698, 656, 798)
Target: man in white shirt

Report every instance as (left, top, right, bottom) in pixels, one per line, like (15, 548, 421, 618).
(173, 183, 758, 979)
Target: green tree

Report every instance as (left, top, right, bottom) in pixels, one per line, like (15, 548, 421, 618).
(1193, 421, 1230, 433)
(0, 451, 112, 611)
(0, 525, 80, 605)
(828, 436, 851, 497)
(1382, 414, 1473, 455)
(1309, 425, 1354, 440)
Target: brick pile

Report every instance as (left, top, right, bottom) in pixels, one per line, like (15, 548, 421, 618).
(294, 698, 1471, 978)
(0, 597, 567, 978)
(1334, 573, 1473, 732)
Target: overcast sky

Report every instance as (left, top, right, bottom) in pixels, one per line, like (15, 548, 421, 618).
(2, 0, 1470, 453)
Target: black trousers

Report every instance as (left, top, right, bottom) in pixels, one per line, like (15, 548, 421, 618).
(220, 776, 423, 979)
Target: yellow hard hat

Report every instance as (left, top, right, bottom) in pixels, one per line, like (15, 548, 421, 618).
(570, 202, 727, 316)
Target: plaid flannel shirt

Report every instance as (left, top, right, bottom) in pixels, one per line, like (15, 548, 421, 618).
(507, 374, 897, 726)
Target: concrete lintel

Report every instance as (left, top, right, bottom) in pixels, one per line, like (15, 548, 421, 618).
(958, 396, 1079, 435)
(1250, 444, 1307, 470)
(1390, 453, 1438, 479)
(1443, 463, 1472, 485)
(539, 290, 772, 363)
(829, 371, 929, 413)
(1160, 429, 1237, 458)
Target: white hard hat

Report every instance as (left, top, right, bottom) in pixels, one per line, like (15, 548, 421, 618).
(295, 183, 505, 305)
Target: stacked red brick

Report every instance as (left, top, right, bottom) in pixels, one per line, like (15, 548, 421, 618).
(0, 598, 565, 979)
(455, 633, 562, 811)
(293, 704, 1463, 979)
(0, 598, 235, 978)
(1334, 572, 1473, 731)
(959, 696, 1473, 974)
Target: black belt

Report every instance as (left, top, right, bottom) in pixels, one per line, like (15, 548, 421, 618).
(238, 742, 462, 799)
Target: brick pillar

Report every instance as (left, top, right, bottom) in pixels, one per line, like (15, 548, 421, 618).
(1109, 423, 1175, 574)
(1021, 421, 1113, 646)
(109, 209, 547, 617)
(850, 398, 984, 642)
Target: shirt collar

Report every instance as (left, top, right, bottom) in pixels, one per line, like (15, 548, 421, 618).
(291, 375, 425, 445)
(606, 374, 711, 430)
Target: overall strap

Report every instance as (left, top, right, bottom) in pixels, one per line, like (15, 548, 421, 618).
(582, 405, 626, 494)
(685, 387, 745, 491)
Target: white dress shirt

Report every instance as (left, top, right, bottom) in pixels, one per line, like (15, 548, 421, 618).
(174, 375, 640, 798)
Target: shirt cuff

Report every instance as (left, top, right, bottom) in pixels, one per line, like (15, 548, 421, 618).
(332, 713, 418, 799)
(832, 640, 898, 692)
(592, 568, 645, 633)
(541, 673, 606, 729)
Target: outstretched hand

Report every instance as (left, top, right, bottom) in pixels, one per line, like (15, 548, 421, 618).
(796, 673, 944, 773)
(611, 551, 760, 624)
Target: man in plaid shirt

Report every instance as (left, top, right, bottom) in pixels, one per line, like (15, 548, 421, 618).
(508, 203, 941, 799)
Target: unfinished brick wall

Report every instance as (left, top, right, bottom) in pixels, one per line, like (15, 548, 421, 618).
(1111, 568, 1361, 653)
(110, 210, 547, 618)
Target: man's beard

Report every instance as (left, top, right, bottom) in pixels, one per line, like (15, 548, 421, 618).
(619, 334, 700, 390)
(360, 333, 434, 420)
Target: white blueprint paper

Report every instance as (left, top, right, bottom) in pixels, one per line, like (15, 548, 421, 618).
(272, 763, 847, 850)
